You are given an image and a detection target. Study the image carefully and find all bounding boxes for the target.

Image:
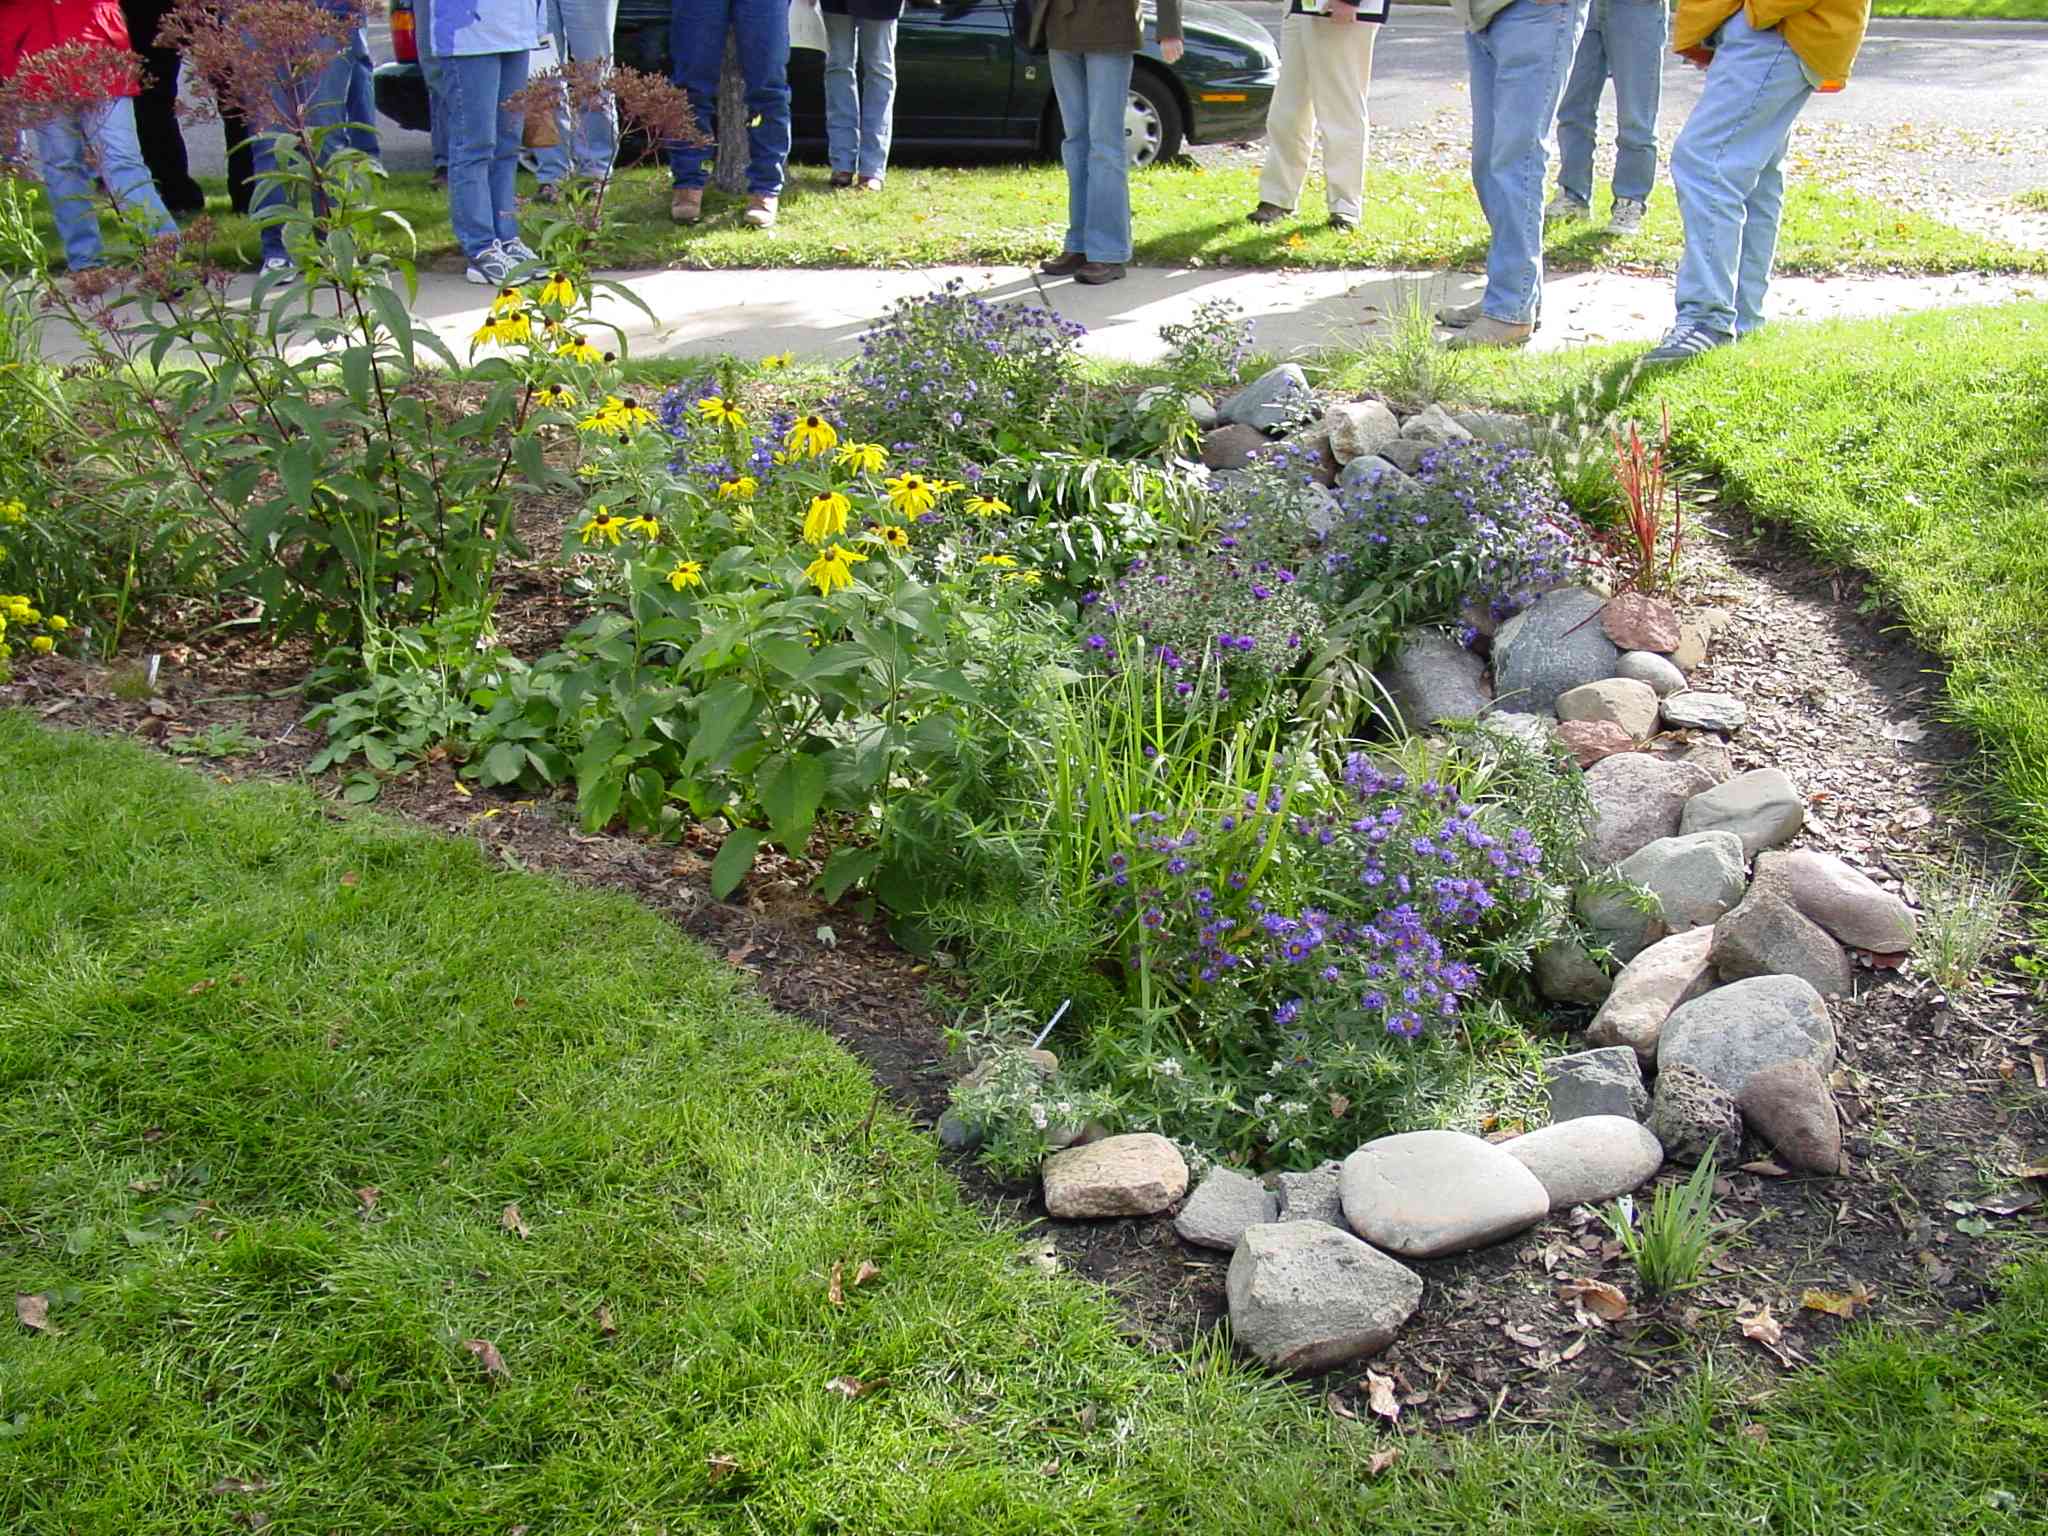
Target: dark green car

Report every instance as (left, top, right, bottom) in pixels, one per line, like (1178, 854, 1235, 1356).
(376, 0, 1278, 165)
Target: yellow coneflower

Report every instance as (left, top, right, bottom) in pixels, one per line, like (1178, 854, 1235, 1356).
(802, 542, 867, 596)
(667, 558, 705, 591)
(802, 490, 852, 545)
(834, 441, 888, 475)
(964, 494, 1011, 517)
(717, 475, 758, 500)
(538, 272, 577, 307)
(578, 507, 625, 546)
(883, 473, 937, 519)
(786, 412, 839, 458)
(696, 395, 749, 430)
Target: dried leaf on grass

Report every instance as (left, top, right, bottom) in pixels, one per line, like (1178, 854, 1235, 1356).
(1559, 1277, 1630, 1321)
(827, 1261, 845, 1308)
(1326, 1390, 1358, 1421)
(852, 1260, 881, 1287)
(463, 1338, 510, 1380)
(14, 1293, 58, 1334)
(500, 1202, 530, 1239)
(594, 1304, 617, 1338)
(1800, 1282, 1875, 1320)
(1738, 1303, 1802, 1366)
(354, 1186, 380, 1215)
(1367, 1447, 1401, 1477)
(208, 1476, 270, 1496)
(1363, 1369, 1400, 1424)
(706, 1454, 741, 1486)
(824, 1374, 875, 1400)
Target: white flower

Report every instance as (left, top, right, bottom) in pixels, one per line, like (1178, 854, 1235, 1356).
(1155, 1056, 1185, 1079)
(1029, 1103, 1049, 1131)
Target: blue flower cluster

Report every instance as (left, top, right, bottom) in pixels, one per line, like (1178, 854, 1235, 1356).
(655, 376, 806, 495)
(845, 280, 1086, 455)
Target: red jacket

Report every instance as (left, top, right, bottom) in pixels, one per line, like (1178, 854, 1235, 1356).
(0, 1, 138, 93)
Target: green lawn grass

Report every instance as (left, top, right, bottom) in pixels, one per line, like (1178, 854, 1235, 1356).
(22, 160, 2048, 278)
(6, 717, 2048, 1532)
(2019, 189, 2048, 213)
(1871, 0, 2048, 17)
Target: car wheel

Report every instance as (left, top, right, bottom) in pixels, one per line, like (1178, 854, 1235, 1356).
(1126, 67, 1184, 167)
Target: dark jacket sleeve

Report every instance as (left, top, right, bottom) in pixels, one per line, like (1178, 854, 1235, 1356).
(1157, 0, 1181, 39)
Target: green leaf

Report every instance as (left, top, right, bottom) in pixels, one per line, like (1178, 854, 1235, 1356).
(759, 752, 828, 854)
(341, 773, 380, 804)
(710, 827, 765, 900)
(818, 845, 882, 906)
(479, 741, 527, 787)
(683, 680, 756, 772)
(579, 771, 624, 833)
(279, 442, 317, 510)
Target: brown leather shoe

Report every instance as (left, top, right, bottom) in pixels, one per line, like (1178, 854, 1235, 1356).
(1040, 250, 1086, 276)
(829, 169, 854, 189)
(1445, 313, 1534, 350)
(1075, 261, 1126, 286)
(743, 194, 779, 228)
(670, 186, 702, 224)
(1247, 201, 1289, 225)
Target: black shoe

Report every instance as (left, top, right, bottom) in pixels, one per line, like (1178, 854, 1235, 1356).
(829, 169, 854, 189)
(1247, 202, 1289, 226)
(1075, 261, 1125, 286)
(1329, 213, 1358, 232)
(1040, 250, 1086, 276)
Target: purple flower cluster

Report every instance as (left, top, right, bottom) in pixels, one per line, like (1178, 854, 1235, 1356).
(844, 280, 1086, 454)
(655, 376, 803, 494)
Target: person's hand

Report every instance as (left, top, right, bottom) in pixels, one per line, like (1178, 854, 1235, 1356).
(1677, 45, 1714, 70)
(1327, 1, 1360, 21)
(1160, 35, 1185, 63)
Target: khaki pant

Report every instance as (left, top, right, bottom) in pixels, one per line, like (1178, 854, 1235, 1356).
(1257, 13, 1380, 222)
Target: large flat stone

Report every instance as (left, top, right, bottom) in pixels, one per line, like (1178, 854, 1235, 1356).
(1758, 850, 1915, 954)
(1322, 399, 1402, 463)
(1217, 363, 1312, 433)
(1175, 1167, 1279, 1251)
(1275, 1160, 1347, 1227)
(1711, 886, 1854, 998)
(1657, 975, 1836, 1098)
(1586, 926, 1718, 1062)
(1680, 768, 1804, 858)
(1506, 1116, 1665, 1210)
(1378, 629, 1490, 730)
(1583, 753, 1719, 869)
(1556, 678, 1661, 742)
(1340, 1130, 1549, 1259)
(1226, 1222, 1423, 1374)
(1611, 830, 1750, 933)
(1493, 588, 1621, 715)
(1042, 1133, 1189, 1218)
(1544, 1046, 1650, 1122)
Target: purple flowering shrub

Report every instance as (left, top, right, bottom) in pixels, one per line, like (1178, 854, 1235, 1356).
(1100, 752, 1552, 1164)
(842, 280, 1086, 456)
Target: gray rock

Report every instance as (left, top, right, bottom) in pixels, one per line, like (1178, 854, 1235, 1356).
(1340, 1130, 1550, 1259)
(1217, 363, 1313, 433)
(1493, 588, 1622, 715)
(1283, 481, 1343, 538)
(1175, 1167, 1280, 1251)
(1338, 453, 1415, 495)
(1616, 650, 1687, 697)
(1401, 403, 1475, 445)
(1644, 1063, 1743, 1166)
(1710, 886, 1854, 998)
(1672, 623, 1708, 671)
(1648, 737, 1735, 784)
(1586, 927, 1717, 1061)
(1226, 1222, 1423, 1374)
(1275, 1160, 1347, 1227)
(1263, 429, 1339, 487)
(1737, 1059, 1842, 1174)
(1453, 409, 1533, 445)
(1680, 768, 1804, 857)
(1042, 1133, 1190, 1218)
(1187, 393, 1219, 429)
(1758, 850, 1915, 954)
(1614, 831, 1750, 933)
(1378, 630, 1491, 730)
(936, 1111, 982, 1153)
(1583, 753, 1720, 870)
(1377, 437, 1440, 476)
(1657, 974, 1837, 1098)
(1534, 938, 1613, 1007)
(1201, 423, 1268, 471)
(1556, 678, 1661, 743)
(1544, 1046, 1650, 1122)
(1484, 710, 1556, 754)
(1506, 1116, 1665, 1209)
(1574, 879, 1665, 967)
(1322, 399, 1402, 463)
(1661, 691, 1749, 734)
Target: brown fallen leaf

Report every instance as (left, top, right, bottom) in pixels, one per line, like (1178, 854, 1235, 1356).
(339, 871, 361, 888)
(1738, 1304, 1800, 1366)
(1503, 1322, 1544, 1349)
(1328, 1093, 1351, 1120)
(706, 1454, 741, 1487)
(852, 1260, 881, 1288)
(1326, 1390, 1358, 1421)
(186, 978, 218, 997)
(824, 1374, 873, 1400)
(594, 1304, 617, 1338)
(1559, 1333, 1590, 1363)
(500, 1203, 530, 1240)
(463, 1338, 510, 1380)
(1367, 1447, 1401, 1477)
(827, 1261, 845, 1308)
(1741, 1159, 1791, 1178)
(1363, 1368, 1400, 1423)
(1976, 1189, 2043, 1217)
(15, 1294, 58, 1335)
(208, 1476, 270, 1496)
(1800, 1283, 1875, 1321)
(354, 1186, 380, 1215)
(1739, 1423, 1769, 1448)
(1560, 1277, 1630, 1322)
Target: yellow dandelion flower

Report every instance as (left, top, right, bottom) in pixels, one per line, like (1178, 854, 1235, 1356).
(490, 286, 527, 318)
(556, 333, 604, 363)
(835, 441, 888, 475)
(696, 395, 749, 430)
(876, 524, 911, 552)
(538, 272, 577, 307)
(802, 490, 852, 545)
(667, 558, 705, 591)
(964, 494, 1011, 517)
(0, 499, 24, 524)
(30, 634, 54, 654)
(717, 475, 758, 500)
(579, 507, 625, 546)
(786, 413, 839, 458)
(883, 473, 937, 519)
(623, 513, 661, 539)
(760, 351, 794, 369)
(977, 553, 1017, 567)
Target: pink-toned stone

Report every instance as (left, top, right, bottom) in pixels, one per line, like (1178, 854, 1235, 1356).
(1602, 593, 1682, 653)
(1556, 720, 1635, 768)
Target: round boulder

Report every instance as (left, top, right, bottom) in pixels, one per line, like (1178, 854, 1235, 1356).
(1583, 753, 1719, 869)
(1737, 1059, 1843, 1174)
(1505, 1116, 1665, 1210)
(1657, 974, 1837, 1098)
(1557, 678, 1662, 743)
(1042, 1133, 1189, 1218)
(1679, 768, 1805, 858)
(1757, 850, 1915, 954)
(1616, 650, 1687, 697)
(1226, 1222, 1424, 1374)
(1340, 1130, 1549, 1259)
(1493, 588, 1621, 715)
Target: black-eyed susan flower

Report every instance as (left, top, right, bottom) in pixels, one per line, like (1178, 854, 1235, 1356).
(883, 473, 937, 519)
(667, 558, 704, 591)
(802, 490, 851, 545)
(803, 542, 867, 596)
(876, 524, 911, 552)
(471, 311, 532, 348)
(964, 494, 1011, 517)
(834, 441, 887, 475)
(490, 286, 527, 318)
(977, 552, 1017, 567)
(760, 351, 793, 369)
(717, 475, 758, 500)
(556, 333, 604, 363)
(786, 413, 839, 458)
(538, 272, 577, 307)
(533, 383, 575, 408)
(624, 513, 661, 539)
(696, 395, 748, 430)
(579, 506, 625, 546)
(930, 478, 966, 496)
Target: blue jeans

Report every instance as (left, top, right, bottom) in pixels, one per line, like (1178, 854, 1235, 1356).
(443, 50, 531, 259)
(1048, 49, 1135, 264)
(420, 0, 449, 172)
(1556, 0, 1666, 204)
(32, 96, 176, 271)
(668, 0, 790, 194)
(1670, 10, 1812, 336)
(824, 14, 898, 180)
(1466, 0, 1589, 325)
(346, 27, 382, 159)
(534, 0, 622, 183)
(250, 48, 353, 265)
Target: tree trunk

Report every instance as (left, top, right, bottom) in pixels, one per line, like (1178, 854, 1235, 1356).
(713, 32, 748, 195)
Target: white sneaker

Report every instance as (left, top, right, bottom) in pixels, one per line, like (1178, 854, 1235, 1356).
(465, 243, 514, 286)
(1544, 190, 1591, 225)
(1608, 197, 1647, 236)
(258, 254, 295, 276)
(499, 238, 540, 268)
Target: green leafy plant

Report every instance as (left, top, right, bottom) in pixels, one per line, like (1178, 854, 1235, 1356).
(1608, 1155, 1729, 1296)
(1156, 297, 1255, 394)
(945, 1035, 1121, 1181)
(166, 722, 266, 759)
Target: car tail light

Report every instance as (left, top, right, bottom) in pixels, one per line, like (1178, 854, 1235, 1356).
(391, 0, 418, 63)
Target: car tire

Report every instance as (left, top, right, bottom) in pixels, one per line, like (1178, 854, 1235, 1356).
(1039, 65, 1187, 168)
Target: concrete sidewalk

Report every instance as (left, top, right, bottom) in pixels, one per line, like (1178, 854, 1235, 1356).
(33, 263, 2041, 371)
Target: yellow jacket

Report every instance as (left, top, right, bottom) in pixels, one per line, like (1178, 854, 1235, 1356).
(1673, 0, 1872, 87)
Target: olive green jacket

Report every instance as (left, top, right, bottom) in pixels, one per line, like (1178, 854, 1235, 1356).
(1028, 0, 1183, 54)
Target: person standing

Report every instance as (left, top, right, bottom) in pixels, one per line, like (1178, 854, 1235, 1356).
(1246, 0, 1387, 233)
(533, 0, 619, 199)
(1437, 0, 1589, 349)
(344, 22, 381, 160)
(119, 0, 204, 214)
(668, 0, 790, 228)
(433, 0, 538, 282)
(820, 0, 898, 191)
(1, 0, 178, 271)
(1549, 0, 1667, 235)
(246, 6, 353, 274)
(1643, 0, 1869, 361)
(1029, 0, 1184, 286)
